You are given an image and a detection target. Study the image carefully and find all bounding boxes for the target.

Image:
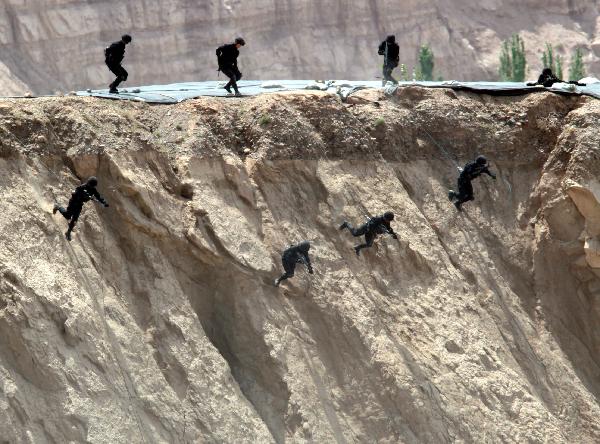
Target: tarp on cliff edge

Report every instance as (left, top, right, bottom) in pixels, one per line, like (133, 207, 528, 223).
(73, 79, 600, 104)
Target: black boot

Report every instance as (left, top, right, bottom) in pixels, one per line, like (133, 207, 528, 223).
(65, 230, 72, 241)
(454, 201, 463, 212)
(52, 204, 59, 215)
(339, 221, 349, 230)
(448, 190, 456, 201)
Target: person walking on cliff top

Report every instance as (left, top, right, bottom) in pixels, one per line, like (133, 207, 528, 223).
(274, 241, 314, 287)
(105, 34, 132, 94)
(448, 155, 496, 211)
(378, 35, 400, 86)
(216, 37, 246, 96)
(53, 177, 109, 241)
(339, 211, 398, 256)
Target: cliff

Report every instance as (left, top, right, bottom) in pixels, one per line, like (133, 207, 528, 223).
(0, 88, 600, 442)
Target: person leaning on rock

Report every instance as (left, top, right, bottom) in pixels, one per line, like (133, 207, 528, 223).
(105, 34, 132, 94)
(378, 35, 400, 86)
(526, 68, 586, 87)
(53, 176, 109, 241)
(274, 241, 314, 287)
(448, 155, 496, 211)
(339, 211, 397, 256)
(216, 37, 246, 96)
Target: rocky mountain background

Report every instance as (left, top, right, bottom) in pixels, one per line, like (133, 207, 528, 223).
(0, 0, 599, 95)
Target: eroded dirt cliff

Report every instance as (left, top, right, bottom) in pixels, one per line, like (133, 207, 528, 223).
(1, 88, 600, 442)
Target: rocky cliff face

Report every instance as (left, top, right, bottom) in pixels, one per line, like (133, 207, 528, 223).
(0, 1, 599, 95)
(1, 88, 600, 442)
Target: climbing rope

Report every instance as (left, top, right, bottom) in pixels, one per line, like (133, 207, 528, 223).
(419, 126, 512, 195)
(421, 127, 462, 171)
(32, 158, 148, 442)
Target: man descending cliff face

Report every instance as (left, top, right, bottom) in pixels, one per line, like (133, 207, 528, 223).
(53, 177, 109, 241)
(526, 68, 586, 87)
(448, 155, 496, 211)
(274, 241, 314, 287)
(105, 34, 132, 94)
(216, 37, 246, 96)
(339, 211, 398, 256)
(378, 35, 400, 86)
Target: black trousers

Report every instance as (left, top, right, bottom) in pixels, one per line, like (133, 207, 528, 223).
(344, 222, 376, 252)
(382, 63, 398, 84)
(58, 198, 84, 232)
(221, 66, 242, 92)
(107, 62, 128, 89)
(455, 177, 474, 205)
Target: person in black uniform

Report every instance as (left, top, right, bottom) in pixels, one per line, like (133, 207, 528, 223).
(53, 177, 109, 241)
(448, 155, 496, 211)
(378, 35, 400, 86)
(339, 211, 397, 256)
(274, 241, 314, 287)
(526, 68, 586, 87)
(216, 37, 246, 96)
(105, 34, 132, 94)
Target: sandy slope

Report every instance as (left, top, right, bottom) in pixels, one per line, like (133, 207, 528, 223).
(0, 88, 599, 442)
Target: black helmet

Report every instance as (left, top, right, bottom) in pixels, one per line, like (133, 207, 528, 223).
(235, 37, 246, 46)
(87, 176, 98, 187)
(542, 67, 552, 76)
(386, 35, 396, 43)
(122, 34, 132, 44)
(476, 155, 487, 165)
(383, 211, 395, 221)
(298, 241, 311, 252)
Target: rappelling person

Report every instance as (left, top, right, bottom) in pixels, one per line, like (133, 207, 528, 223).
(53, 177, 109, 241)
(274, 241, 314, 287)
(448, 155, 496, 211)
(378, 35, 400, 86)
(339, 211, 398, 256)
(105, 34, 132, 94)
(216, 37, 246, 96)
(526, 67, 586, 87)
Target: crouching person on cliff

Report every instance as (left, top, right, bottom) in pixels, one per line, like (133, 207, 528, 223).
(274, 241, 314, 287)
(448, 155, 496, 211)
(339, 211, 397, 256)
(526, 68, 586, 87)
(53, 176, 109, 241)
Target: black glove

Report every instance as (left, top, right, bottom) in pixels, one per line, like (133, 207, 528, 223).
(392, 233, 398, 239)
(104, 202, 109, 208)
(491, 174, 497, 180)
(308, 268, 314, 275)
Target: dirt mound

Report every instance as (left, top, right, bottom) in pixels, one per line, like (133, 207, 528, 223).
(0, 88, 599, 442)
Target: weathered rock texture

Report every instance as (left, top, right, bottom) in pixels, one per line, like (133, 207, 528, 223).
(0, 1, 599, 94)
(1, 88, 600, 442)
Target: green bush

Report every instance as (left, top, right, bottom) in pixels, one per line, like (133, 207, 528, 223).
(418, 45, 435, 81)
(259, 114, 272, 126)
(499, 34, 527, 81)
(542, 43, 563, 79)
(569, 48, 585, 81)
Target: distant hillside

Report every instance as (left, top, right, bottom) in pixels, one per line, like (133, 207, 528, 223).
(0, 0, 599, 94)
